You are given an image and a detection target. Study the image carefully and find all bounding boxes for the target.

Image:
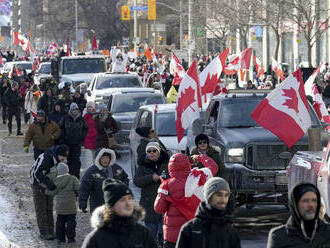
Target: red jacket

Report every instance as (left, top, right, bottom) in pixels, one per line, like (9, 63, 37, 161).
(83, 113, 97, 149)
(154, 153, 218, 243)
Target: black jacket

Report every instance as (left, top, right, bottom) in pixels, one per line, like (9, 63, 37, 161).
(71, 97, 87, 112)
(59, 113, 88, 145)
(38, 94, 56, 116)
(176, 202, 241, 248)
(79, 149, 129, 213)
(4, 88, 22, 112)
(267, 183, 330, 248)
(82, 205, 157, 248)
(133, 151, 169, 223)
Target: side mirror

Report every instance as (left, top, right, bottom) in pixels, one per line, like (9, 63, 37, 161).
(192, 118, 204, 136)
(279, 151, 293, 160)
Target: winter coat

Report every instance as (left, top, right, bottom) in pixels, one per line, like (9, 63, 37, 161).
(4, 88, 22, 112)
(137, 137, 168, 165)
(176, 202, 241, 248)
(94, 114, 118, 148)
(267, 183, 330, 248)
(24, 90, 39, 114)
(154, 154, 218, 243)
(84, 113, 97, 149)
(79, 149, 129, 213)
(190, 145, 227, 180)
(0, 80, 9, 105)
(24, 120, 61, 150)
(82, 205, 157, 248)
(133, 151, 169, 223)
(37, 94, 56, 116)
(72, 97, 87, 112)
(45, 174, 80, 215)
(59, 113, 88, 145)
(48, 111, 65, 125)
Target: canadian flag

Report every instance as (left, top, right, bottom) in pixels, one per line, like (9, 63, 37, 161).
(170, 52, 186, 86)
(304, 64, 330, 127)
(224, 47, 252, 75)
(254, 56, 265, 77)
(92, 34, 98, 51)
(176, 60, 202, 143)
(251, 69, 311, 148)
(13, 31, 31, 52)
(199, 48, 229, 107)
(272, 57, 284, 81)
(47, 42, 59, 57)
(0, 56, 3, 65)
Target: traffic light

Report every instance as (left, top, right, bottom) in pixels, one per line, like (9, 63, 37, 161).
(121, 6, 130, 21)
(158, 36, 163, 45)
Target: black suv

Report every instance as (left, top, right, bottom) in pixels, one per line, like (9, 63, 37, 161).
(186, 90, 329, 206)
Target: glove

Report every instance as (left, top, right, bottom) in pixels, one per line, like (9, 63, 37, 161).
(24, 146, 29, 153)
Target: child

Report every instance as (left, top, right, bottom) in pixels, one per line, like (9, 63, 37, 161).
(45, 162, 80, 244)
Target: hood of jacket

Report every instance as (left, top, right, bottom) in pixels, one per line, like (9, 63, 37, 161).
(90, 204, 145, 229)
(94, 148, 116, 170)
(168, 153, 191, 178)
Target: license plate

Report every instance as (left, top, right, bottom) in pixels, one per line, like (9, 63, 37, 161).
(275, 174, 288, 185)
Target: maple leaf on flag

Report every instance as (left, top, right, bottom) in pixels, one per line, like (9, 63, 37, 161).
(282, 88, 299, 113)
(177, 86, 197, 115)
(201, 73, 218, 101)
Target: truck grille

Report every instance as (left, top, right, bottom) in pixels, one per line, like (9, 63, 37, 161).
(246, 143, 309, 170)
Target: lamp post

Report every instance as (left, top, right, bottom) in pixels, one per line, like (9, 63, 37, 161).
(75, 0, 78, 53)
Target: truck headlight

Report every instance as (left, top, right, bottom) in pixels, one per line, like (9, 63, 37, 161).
(227, 148, 244, 163)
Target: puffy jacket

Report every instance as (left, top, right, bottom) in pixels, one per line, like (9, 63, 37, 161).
(82, 205, 157, 248)
(79, 148, 129, 213)
(154, 154, 218, 243)
(94, 115, 118, 148)
(176, 202, 241, 248)
(45, 174, 80, 215)
(59, 112, 88, 145)
(84, 113, 97, 149)
(267, 183, 330, 248)
(133, 151, 169, 223)
(24, 120, 61, 150)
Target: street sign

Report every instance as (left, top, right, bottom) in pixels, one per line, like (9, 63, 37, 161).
(121, 6, 130, 20)
(193, 25, 206, 38)
(151, 24, 166, 32)
(148, 0, 156, 20)
(130, 6, 148, 11)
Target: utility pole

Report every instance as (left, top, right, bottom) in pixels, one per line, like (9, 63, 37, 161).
(180, 0, 183, 50)
(188, 0, 193, 66)
(75, 0, 78, 53)
(134, 0, 137, 51)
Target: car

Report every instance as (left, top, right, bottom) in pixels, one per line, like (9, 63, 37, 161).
(2, 61, 33, 75)
(129, 103, 187, 178)
(34, 62, 51, 85)
(106, 89, 167, 152)
(187, 89, 329, 207)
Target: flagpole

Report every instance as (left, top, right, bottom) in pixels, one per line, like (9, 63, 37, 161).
(75, 0, 78, 54)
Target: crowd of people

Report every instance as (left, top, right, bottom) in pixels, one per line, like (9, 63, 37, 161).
(0, 47, 329, 248)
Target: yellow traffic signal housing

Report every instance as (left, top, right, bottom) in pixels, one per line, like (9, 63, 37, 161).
(122, 6, 130, 21)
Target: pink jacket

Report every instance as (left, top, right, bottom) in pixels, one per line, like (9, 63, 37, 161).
(83, 113, 97, 149)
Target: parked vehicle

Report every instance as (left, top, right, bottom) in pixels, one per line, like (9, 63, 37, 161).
(186, 89, 329, 206)
(2, 61, 33, 74)
(86, 72, 143, 105)
(34, 62, 51, 85)
(107, 89, 167, 151)
(129, 104, 187, 177)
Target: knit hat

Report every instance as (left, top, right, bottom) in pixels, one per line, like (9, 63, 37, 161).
(69, 102, 79, 112)
(136, 127, 152, 138)
(86, 101, 95, 109)
(195, 133, 209, 146)
(102, 178, 133, 207)
(57, 162, 69, 176)
(204, 177, 231, 203)
(36, 110, 46, 117)
(56, 144, 69, 157)
(145, 142, 160, 153)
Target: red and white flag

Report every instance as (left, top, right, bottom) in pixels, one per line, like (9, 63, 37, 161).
(304, 64, 330, 126)
(272, 57, 284, 81)
(199, 48, 229, 107)
(0, 56, 3, 65)
(47, 42, 59, 57)
(254, 56, 265, 77)
(92, 34, 98, 51)
(251, 69, 311, 148)
(170, 52, 186, 86)
(224, 47, 252, 75)
(176, 60, 202, 143)
(13, 31, 32, 52)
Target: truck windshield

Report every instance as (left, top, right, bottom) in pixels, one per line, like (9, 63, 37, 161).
(96, 76, 142, 89)
(17, 63, 32, 70)
(155, 112, 186, 136)
(39, 63, 51, 74)
(63, 59, 105, 74)
(112, 95, 164, 113)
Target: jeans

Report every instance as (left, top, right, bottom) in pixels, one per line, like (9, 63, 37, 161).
(8, 109, 21, 134)
(67, 144, 82, 179)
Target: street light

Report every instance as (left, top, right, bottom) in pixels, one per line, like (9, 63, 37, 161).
(75, 0, 78, 53)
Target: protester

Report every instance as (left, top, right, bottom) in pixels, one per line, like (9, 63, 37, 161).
(0, 76, 10, 124)
(4, 81, 23, 136)
(24, 110, 61, 159)
(59, 102, 88, 178)
(245, 80, 257, 90)
(83, 101, 97, 157)
(79, 148, 128, 214)
(190, 133, 227, 180)
(48, 101, 65, 125)
(24, 84, 40, 124)
(37, 88, 56, 117)
(29, 144, 69, 240)
(81, 178, 158, 248)
(133, 142, 169, 243)
(43, 162, 80, 244)
(71, 91, 87, 113)
(154, 153, 218, 247)
(176, 177, 241, 248)
(267, 183, 330, 247)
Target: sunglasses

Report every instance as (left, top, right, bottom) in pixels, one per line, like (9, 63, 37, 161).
(150, 130, 155, 133)
(198, 140, 208, 145)
(147, 149, 158, 153)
